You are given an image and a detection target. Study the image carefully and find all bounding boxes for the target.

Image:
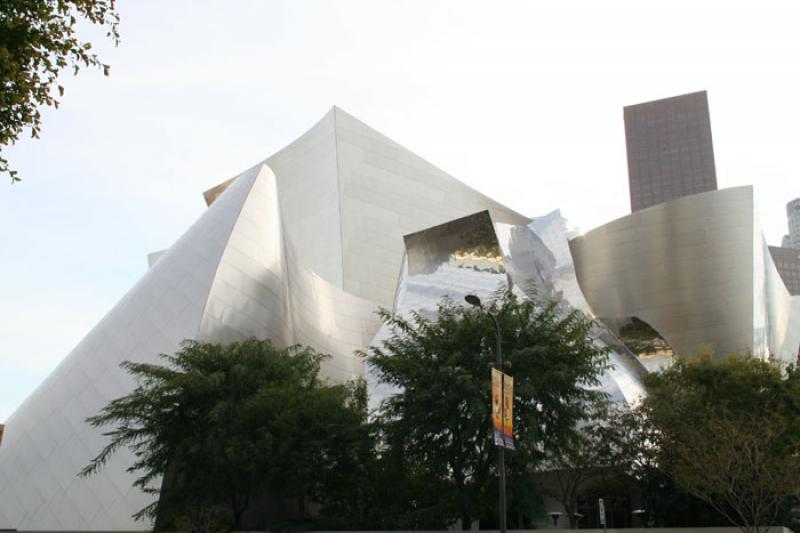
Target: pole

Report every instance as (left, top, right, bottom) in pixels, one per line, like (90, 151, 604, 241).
(464, 296, 507, 533)
(489, 312, 506, 533)
(599, 497, 607, 533)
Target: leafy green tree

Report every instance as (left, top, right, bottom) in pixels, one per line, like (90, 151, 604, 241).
(1, 0, 119, 182)
(315, 438, 449, 531)
(366, 289, 609, 529)
(611, 402, 727, 528)
(81, 339, 370, 531)
(636, 355, 800, 533)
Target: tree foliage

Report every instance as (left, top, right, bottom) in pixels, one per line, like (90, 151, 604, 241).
(541, 401, 628, 528)
(636, 355, 800, 533)
(1, 0, 119, 182)
(366, 289, 609, 529)
(81, 339, 370, 531)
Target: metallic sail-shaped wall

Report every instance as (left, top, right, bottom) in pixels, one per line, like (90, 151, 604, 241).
(5, 107, 800, 531)
(366, 211, 647, 414)
(0, 170, 266, 529)
(570, 186, 800, 363)
(0, 109, 531, 531)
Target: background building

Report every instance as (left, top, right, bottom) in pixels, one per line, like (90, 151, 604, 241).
(624, 91, 717, 212)
(624, 89, 800, 318)
(770, 199, 800, 293)
(769, 245, 800, 295)
(783, 198, 800, 249)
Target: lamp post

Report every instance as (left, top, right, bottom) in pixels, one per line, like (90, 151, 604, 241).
(465, 294, 506, 533)
(548, 512, 563, 527)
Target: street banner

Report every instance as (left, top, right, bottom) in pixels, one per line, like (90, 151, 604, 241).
(491, 368, 503, 446)
(502, 374, 515, 450)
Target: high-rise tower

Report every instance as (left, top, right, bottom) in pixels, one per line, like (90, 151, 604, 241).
(773, 198, 800, 295)
(624, 91, 717, 212)
(784, 198, 800, 250)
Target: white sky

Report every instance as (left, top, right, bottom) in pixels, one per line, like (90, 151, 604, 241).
(2, 0, 800, 420)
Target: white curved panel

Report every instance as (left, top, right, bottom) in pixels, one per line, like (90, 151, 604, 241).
(0, 170, 263, 530)
(570, 186, 800, 363)
(4, 107, 638, 531)
(197, 165, 291, 347)
(204, 107, 531, 310)
(285, 240, 382, 383)
(198, 163, 382, 383)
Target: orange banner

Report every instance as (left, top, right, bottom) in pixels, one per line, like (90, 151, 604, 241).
(491, 369, 514, 449)
(502, 374, 514, 450)
(491, 368, 503, 446)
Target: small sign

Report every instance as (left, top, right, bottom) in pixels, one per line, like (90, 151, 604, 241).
(598, 498, 606, 526)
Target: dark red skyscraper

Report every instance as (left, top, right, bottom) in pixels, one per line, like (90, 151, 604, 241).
(624, 90, 717, 212)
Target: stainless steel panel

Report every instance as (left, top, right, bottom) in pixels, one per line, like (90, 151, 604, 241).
(570, 186, 800, 364)
(368, 211, 646, 412)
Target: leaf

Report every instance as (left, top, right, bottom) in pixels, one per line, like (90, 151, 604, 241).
(366, 287, 608, 527)
(81, 339, 370, 528)
(0, 0, 119, 182)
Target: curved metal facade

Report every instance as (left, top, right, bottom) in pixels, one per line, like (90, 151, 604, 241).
(367, 211, 646, 414)
(4, 108, 796, 532)
(569, 186, 800, 363)
(0, 109, 530, 531)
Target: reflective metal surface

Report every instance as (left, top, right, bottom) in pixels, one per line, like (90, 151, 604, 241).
(204, 107, 531, 309)
(0, 108, 535, 531)
(367, 210, 647, 413)
(399, 210, 507, 316)
(570, 186, 800, 364)
(0, 170, 263, 530)
(9, 108, 794, 532)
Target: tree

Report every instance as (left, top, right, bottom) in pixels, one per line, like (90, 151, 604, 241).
(81, 339, 370, 531)
(366, 289, 609, 529)
(1, 0, 119, 182)
(541, 402, 627, 528)
(638, 355, 800, 533)
(611, 402, 727, 528)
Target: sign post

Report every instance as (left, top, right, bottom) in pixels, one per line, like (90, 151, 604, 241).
(490, 365, 514, 533)
(599, 498, 607, 533)
(465, 294, 510, 533)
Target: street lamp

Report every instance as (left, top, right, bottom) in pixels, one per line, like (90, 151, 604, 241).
(465, 294, 506, 533)
(632, 509, 647, 527)
(548, 511, 563, 527)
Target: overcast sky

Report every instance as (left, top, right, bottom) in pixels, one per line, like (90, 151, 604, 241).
(2, 0, 799, 420)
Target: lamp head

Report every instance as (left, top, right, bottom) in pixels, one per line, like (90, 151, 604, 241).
(464, 294, 482, 308)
